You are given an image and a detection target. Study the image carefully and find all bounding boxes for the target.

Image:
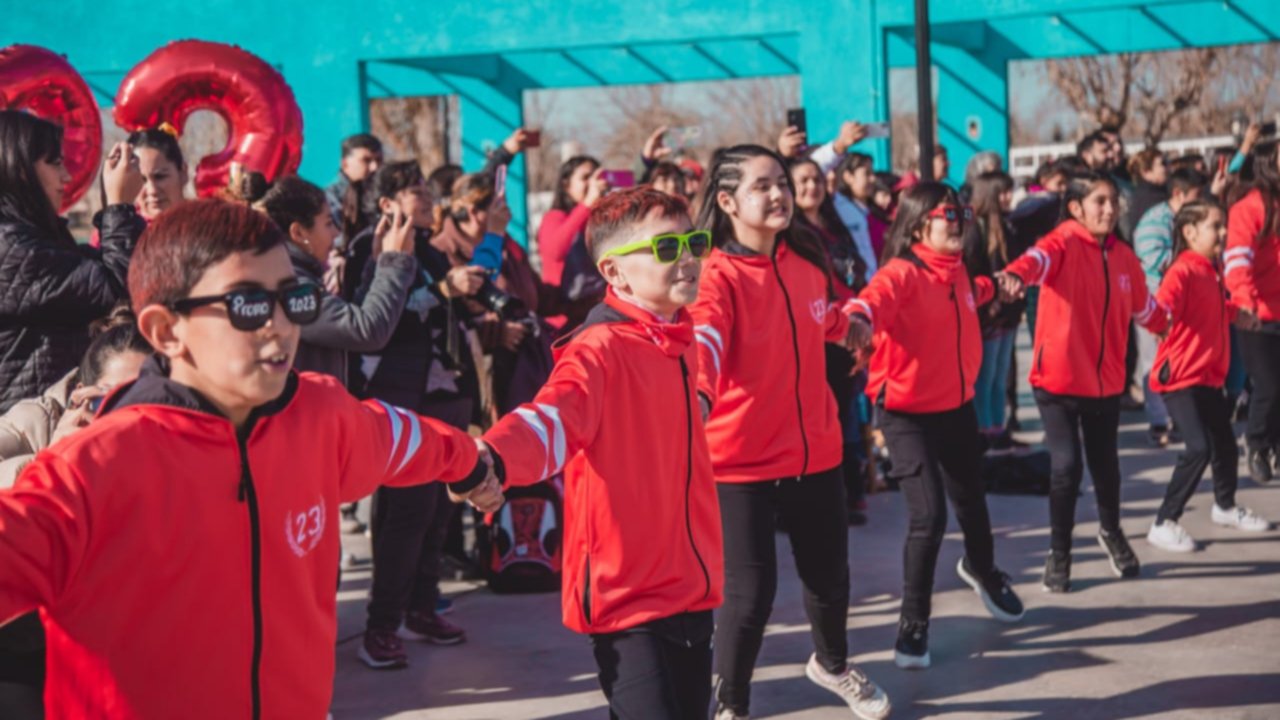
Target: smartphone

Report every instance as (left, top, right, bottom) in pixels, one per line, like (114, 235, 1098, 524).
(668, 125, 702, 149)
(786, 108, 807, 135)
(524, 129, 542, 148)
(494, 164, 508, 197)
(1262, 121, 1278, 137)
(472, 231, 505, 275)
(1217, 154, 1228, 177)
(600, 169, 635, 188)
(864, 121, 891, 139)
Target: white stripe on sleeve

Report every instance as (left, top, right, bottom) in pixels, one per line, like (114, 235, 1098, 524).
(392, 407, 422, 475)
(1224, 258, 1252, 275)
(696, 336, 721, 375)
(514, 407, 552, 477)
(537, 403, 568, 475)
(376, 400, 404, 472)
(694, 325, 723, 355)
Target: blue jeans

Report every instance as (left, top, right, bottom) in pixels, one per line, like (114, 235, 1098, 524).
(975, 330, 1016, 431)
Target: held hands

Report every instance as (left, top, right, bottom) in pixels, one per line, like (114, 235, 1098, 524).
(846, 316, 873, 351)
(102, 142, 144, 206)
(642, 126, 673, 162)
(374, 207, 416, 256)
(1236, 307, 1263, 332)
(994, 272, 1026, 303)
(448, 439, 505, 513)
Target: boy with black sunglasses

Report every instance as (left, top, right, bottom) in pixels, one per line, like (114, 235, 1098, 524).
(0, 199, 503, 719)
(481, 187, 722, 719)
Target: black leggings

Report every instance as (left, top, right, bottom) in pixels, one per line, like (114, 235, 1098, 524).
(713, 467, 849, 715)
(1238, 328, 1280, 450)
(881, 403, 995, 623)
(1158, 386, 1238, 522)
(1035, 389, 1124, 553)
(591, 611, 713, 720)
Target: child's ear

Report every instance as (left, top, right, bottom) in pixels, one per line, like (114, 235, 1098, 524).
(596, 257, 628, 290)
(137, 305, 186, 360)
(378, 196, 396, 216)
(716, 189, 736, 216)
(288, 221, 309, 245)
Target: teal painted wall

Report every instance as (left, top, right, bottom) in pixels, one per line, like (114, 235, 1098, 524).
(6, 0, 1276, 241)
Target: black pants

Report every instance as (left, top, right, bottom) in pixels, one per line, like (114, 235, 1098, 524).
(713, 467, 849, 714)
(1158, 386, 1238, 522)
(591, 611, 713, 720)
(1035, 389, 1123, 553)
(1238, 328, 1280, 450)
(366, 398, 470, 632)
(881, 402, 996, 623)
(826, 344, 865, 508)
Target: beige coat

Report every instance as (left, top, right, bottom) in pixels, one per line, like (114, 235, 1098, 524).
(0, 369, 76, 488)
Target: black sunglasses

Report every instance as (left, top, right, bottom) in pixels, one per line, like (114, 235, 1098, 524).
(171, 284, 323, 331)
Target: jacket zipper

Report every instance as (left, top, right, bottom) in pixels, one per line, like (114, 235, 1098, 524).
(680, 358, 711, 607)
(1096, 247, 1111, 396)
(950, 286, 966, 407)
(236, 432, 264, 720)
(581, 555, 592, 624)
(770, 254, 810, 475)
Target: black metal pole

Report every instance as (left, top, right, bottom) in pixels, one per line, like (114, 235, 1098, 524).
(914, 0, 934, 181)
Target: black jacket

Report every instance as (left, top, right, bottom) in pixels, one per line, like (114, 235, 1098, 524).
(350, 227, 480, 414)
(288, 242, 418, 384)
(0, 204, 143, 412)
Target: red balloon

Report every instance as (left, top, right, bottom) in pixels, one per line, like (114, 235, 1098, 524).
(113, 40, 304, 197)
(0, 45, 104, 211)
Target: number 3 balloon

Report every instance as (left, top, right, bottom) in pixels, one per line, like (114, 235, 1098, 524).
(113, 40, 303, 197)
(0, 45, 104, 211)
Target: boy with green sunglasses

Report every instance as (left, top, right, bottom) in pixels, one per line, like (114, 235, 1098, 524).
(481, 187, 723, 718)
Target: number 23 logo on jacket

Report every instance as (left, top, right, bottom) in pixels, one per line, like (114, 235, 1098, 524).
(286, 497, 326, 557)
(810, 299, 828, 324)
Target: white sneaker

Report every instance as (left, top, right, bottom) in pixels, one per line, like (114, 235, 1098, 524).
(1212, 504, 1271, 532)
(805, 654, 892, 720)
(1146, 520, 1196, 552)
(714, 705, 748, 720)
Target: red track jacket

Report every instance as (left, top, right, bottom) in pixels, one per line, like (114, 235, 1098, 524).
(0, 360, 484, 719)
(848, 245, 992, 414)
(1151, 251, 1237, 393)
(1225, 189, 1280, 322)
(1005, 219, 1168, 397)
(690, 240, 850, 483)
(483, 291, 722, 634)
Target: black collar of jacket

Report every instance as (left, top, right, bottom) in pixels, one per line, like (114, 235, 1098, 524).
(103, 355, 298, 426)
(719, 238, 760, 257)
(551, 302, 629, 350)
(286, 240, 325, 281)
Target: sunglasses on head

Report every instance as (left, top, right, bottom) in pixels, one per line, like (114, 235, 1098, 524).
(171, 284, 323, 332)
(927, 205, 974, 224)
(599, 230, 713, 264)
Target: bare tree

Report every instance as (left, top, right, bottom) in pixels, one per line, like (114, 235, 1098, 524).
(1131, 48, 1218, 146)
(368, 96, 454, 174)
(1044, 53, 1139, 133)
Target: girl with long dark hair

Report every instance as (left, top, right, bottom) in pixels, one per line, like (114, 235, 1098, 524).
(849, 182, 1025, 670)
(998, 171, 1168, 592)
(690, 144, 889, 720)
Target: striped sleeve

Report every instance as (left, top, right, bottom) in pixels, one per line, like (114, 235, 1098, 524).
(1004, 234, 1063, 288)
(338, 390, 482, 502)
(1130, 253, 1169, 335)
(688, 266, 735, 404)
(1225, 192, 1264, 311)
(482, 341, 606, 488)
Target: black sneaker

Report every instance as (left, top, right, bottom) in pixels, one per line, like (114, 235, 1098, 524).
(1146, 425, 1169, 448)
(894, 618, 930, 669)
(1097, 530, 1140, 578)
(957, 557, 1025, 622)
(1042, 551, 1071, 593)
(1248, 447, 1273, 486)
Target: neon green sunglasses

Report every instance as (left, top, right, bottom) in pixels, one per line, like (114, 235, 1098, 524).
(599, 230, 714, 264)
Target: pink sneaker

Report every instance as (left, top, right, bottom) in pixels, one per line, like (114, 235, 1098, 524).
(403, 611, 466, 645)
(358, 629, 408, 669)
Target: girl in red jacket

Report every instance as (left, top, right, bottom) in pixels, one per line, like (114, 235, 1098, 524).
(848, 183, 1025, 671)
(1146, 200, 1270, 553)
(998, 171, 1168, 593)
(691, 145, 890, 720)
(536, 156, 605, 285)
(1225, 139, 1280, 484)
